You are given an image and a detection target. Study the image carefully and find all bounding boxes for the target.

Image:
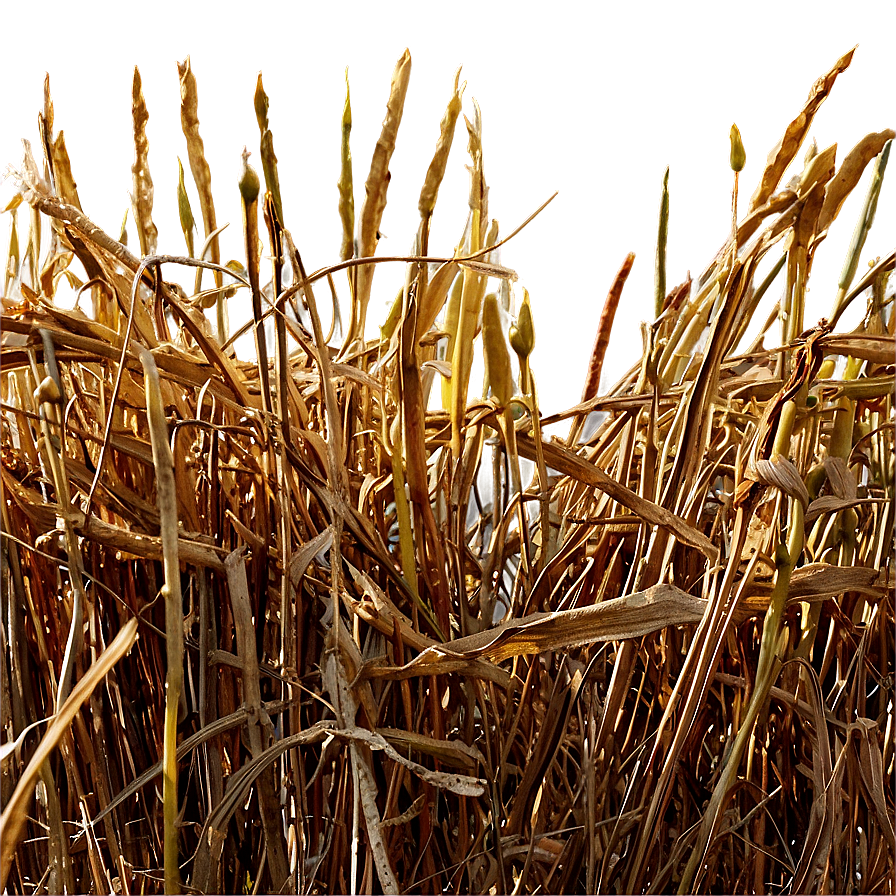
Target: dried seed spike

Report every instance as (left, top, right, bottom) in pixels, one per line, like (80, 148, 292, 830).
(177, 56, 221, 288)
(464, 98, 487, 227)
(254, 72, 284, 227)
(581, 253, 635, 403)
(4, 208, 19, 295)
(418, 67, 464, 221)
(131, 66, 158, 257)
(338, 68, 355, 262)
(749, 47, 854, 212)
(351, 48, 413, 345)
(36, 75, 55, 195)
(254, 72, 269, 131)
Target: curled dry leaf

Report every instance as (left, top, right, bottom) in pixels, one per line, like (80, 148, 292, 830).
(752, 455, 811, 507)
(749, 47, 854, 212)
(817, 130, 895, 234)
(361, 585, 707, 680)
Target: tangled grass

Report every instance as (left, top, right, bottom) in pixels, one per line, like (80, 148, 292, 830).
(1, 47, 893, 894)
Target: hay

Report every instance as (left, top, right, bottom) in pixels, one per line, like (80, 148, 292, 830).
(1, 49, 893, 894)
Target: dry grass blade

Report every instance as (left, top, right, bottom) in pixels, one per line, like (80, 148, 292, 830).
(749, 47, 854, 211)
(361, 585, 706, 679)
(818, 129, 895, 234)
(0, 618, 138, 890)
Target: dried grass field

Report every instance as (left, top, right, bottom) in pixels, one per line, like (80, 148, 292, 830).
(1, 48, 893, 894)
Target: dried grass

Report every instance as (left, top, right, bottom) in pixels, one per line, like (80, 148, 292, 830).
(1, 48, 893, 895)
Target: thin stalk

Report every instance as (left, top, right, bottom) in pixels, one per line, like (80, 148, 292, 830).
(140, 348, 183, 895)
(831, 139, 891, 325)
(679, 400, 802, 893)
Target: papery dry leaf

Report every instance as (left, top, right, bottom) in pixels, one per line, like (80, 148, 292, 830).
(749, 48, 854, 212)
(50, 132, 81, 211)
(516, 432, 718, 560)
(804, 494, 878, 524)
(823, 455, 857, 499)
(821, 332, 895, 364)
(818, 130, 895, 235)
(361, 585, 706, 679)
(376, 726, 485, 770)
(328, 725, 485, 795)
(752, 455, 810, 507)
(0, 618, 138, 890)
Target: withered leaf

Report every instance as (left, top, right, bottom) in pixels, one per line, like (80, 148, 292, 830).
(749, 48, 854, 212)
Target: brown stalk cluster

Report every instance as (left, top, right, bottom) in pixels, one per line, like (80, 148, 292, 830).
(1, 50, 893, 894)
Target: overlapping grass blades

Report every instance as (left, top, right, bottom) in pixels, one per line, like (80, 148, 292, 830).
(1, 48, 893, 894)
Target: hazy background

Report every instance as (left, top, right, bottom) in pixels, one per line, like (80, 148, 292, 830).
(2, 1, 893, 413)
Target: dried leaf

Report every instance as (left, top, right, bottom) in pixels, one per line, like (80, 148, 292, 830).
(752, 455, 810, 507)
(749, 47, 854, 211)
(50, 132, 81, 210)
(362, 584, 706, 679)
(823, 456, 856, 499)
(417, 261, 460, 339)
(820, 332, 895, 364)
(0, 618, 138, 890)
(329, 725, 485, 795)
(817, 130, 895, 234)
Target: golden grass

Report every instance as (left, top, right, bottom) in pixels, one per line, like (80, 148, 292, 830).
(1, 48, 893, 894)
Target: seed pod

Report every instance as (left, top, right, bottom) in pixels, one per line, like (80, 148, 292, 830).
(730, 123, 746, 173)
(482, 293, 512, 407)
(238, 148, 260, 205)
(509, 288, 535, 358)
